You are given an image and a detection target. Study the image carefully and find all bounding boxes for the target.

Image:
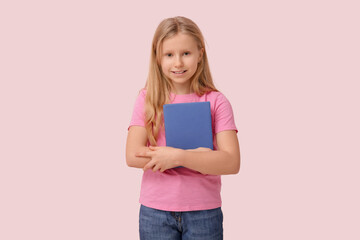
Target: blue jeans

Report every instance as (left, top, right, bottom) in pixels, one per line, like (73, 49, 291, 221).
(139, 204, 223, 240)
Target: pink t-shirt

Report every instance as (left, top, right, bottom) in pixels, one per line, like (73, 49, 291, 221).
(128, 89, 238, 211)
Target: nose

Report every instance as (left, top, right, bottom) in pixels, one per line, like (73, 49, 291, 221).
(174, 55, 184, 68)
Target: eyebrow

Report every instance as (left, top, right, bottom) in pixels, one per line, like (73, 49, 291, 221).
(163, 49, 191, 54)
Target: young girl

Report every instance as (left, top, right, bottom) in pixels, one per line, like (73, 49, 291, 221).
(126, 16, 240, 240)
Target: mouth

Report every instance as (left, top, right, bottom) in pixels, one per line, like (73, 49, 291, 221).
(171, 70, 187, 74)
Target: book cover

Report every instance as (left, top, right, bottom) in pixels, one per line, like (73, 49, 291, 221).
(163, 101, 213, 150)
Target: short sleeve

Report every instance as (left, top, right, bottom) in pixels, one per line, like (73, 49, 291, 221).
(213, 93, 238, 134)
(128, 89, 146, 130)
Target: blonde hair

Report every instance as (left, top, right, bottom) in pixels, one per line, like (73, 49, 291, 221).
(144, 16, 218, 146)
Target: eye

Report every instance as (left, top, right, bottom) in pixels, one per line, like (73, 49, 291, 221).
(184, 52, 190, 55)
(166, 53, 172, 57)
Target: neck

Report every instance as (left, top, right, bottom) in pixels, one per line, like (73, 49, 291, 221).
(171, 83, 192, 95)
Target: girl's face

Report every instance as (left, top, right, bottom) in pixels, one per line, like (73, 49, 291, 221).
(160, 33, 204, 94)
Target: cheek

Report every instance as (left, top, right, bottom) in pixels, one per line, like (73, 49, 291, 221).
(161, 61, 170, 71)
(160, 63, 166, 73)
(187, 58, 198, 67)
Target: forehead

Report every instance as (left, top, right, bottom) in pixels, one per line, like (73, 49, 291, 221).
(161, 33, 198, 52)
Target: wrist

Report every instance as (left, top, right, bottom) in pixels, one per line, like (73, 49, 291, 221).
(175, 148, 186, 167)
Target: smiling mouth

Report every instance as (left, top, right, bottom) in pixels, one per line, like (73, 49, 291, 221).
(172, 70, 187, 74)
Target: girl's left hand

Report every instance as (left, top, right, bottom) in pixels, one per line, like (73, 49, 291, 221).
(135, 146, 184, 172)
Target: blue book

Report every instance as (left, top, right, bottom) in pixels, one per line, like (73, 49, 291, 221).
(163, 102, 214, 151)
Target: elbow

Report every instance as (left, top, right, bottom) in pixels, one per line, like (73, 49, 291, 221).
(126, 152, 136, 168)
(220, 148, 240, 175)
(233, 164, 240, 174)
(231, 155, 241, 175)
(126, 146, 150, 169)
(221, 151, 240, 175)
(230, 164, 240, 175)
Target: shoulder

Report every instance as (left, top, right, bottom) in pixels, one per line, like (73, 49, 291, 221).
(133, 88, 147, 102)
(206, 90, 228, 100)
(206, 91, 238, 134)
(132, 88, 147, 109)
(205, 91, 232, 108)
(138, 88, 147, 97)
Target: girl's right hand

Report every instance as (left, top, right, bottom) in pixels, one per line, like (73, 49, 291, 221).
(186, 147, 213, 152)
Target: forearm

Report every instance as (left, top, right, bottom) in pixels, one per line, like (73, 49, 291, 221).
(179, 150, 240, 175)
(126, 146, 151, 169)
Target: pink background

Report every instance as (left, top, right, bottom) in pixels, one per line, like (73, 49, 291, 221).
(1, 0, 359, 239)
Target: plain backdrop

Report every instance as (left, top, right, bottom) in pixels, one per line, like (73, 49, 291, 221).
(1, 0, 359, 239)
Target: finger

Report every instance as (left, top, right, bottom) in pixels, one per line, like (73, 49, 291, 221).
(152, 165, 160, 172)
(136, 151, 152, 158)
(149, 146, 159, 151)
(186, 149, 196, 152)
(186, 148, 202, 152)
(195, 147, 212, 152)
(135, 152, 146, 157)
(200, 147, 212, 151)
(143, 161, 156, 171)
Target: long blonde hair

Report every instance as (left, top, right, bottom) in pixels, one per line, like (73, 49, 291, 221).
(144, 16, 218, 146)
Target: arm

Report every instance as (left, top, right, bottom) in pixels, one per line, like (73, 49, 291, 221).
(180, 130, 240, 175)
(126, 126, 151, 169)
(137, 130, 240, 175)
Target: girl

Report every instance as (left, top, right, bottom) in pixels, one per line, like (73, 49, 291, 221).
(126, 16, 240, 240)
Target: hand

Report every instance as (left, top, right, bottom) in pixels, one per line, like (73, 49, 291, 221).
(135, 146, 184, 172)
(186, 147, 213, 152)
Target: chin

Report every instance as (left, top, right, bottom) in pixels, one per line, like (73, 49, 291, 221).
(171, 79, 191, 85)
